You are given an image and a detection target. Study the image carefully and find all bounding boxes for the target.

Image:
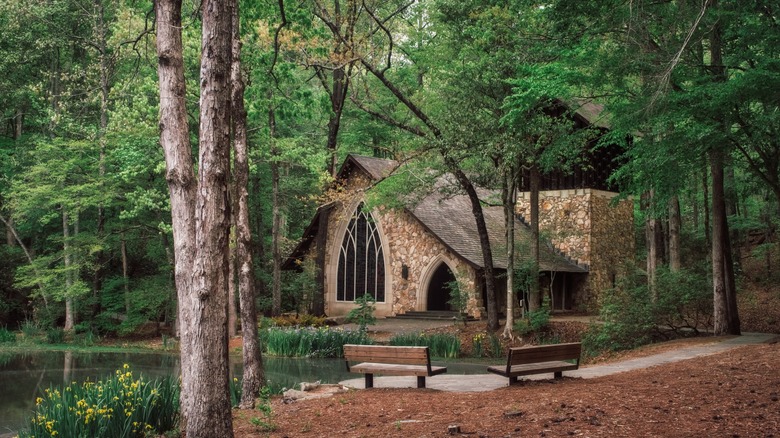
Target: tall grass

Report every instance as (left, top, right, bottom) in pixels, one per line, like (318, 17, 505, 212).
(17, 364, 179, 438)
(0, 327, 16, 343)
(262, 326, 372, 357)
(388, 332, 461, 358)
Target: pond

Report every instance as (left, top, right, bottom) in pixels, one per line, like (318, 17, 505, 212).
(0, 350, 487, 435)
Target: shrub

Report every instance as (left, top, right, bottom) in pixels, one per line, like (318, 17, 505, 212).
(263, 326, 372, 358)
(388, 332, 461, 358)
(582, 266, 712, 359)
(270, 314, 326, 328)
(344, 294, 377, 332)
(45, 327, 65, 344)
(17, 364, 179, 438)
(21, 319, 40, 338)
(0, 327, 16, 343)
(513, 296, 551, 336)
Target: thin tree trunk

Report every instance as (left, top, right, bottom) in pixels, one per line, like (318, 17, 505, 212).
(92, 0, 109, 319)
(6, 215, 14, 247)
(155, 0, 197, 428)
(312, 209, 329, 316)
(669, 196, 682, 272)
(448, 161, 498, 331)
(0, 214, 48, 308)
(703, 158, 711, 247)
(121, 234, 130, 314)
(502, 169, 516, 338)
(228, 232, 238, 337)
(63, 210, 74, 331)
(231, 1, 264, 407)
(187, 0, 235, 434)
(529, 165, 541, 312)
(270, 100, 283, 317)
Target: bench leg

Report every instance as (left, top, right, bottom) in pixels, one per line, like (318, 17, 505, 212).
(417, 376, 426, 388)
(508, 376, 518, 385)
(365, 374, 374, 388)
(554, 371, 562, 379)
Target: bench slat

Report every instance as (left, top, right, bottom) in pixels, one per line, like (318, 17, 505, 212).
(488, 360, 578, 377)
(488, 342, 581, 384)
(350, 363, 447, 377)
(506, 343, 582, 366)
(344, 344, 430, 366)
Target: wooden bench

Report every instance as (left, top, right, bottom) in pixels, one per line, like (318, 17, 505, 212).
(487, 342, 581, 384)
(343, 344, 447, 388)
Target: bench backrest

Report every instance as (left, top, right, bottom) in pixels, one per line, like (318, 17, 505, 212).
(343, 344, 432, 371)
(505, 342, 581, 370)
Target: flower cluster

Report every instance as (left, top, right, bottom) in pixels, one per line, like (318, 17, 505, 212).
(17, 364, 179, 438)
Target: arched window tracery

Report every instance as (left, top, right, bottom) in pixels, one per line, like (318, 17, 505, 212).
(336, 203, 385, 302)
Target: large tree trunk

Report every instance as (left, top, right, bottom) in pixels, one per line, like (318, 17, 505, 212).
(155, 0, 197, 429)
(709, 1, 740, 336)
(449, 162, 498, 331)
(710, 149, 740, 335)
(528, 165, 541, 312)
(187, 0, 235, 434)
(231, 1, 264, 408)
(668, 196, 682, 272)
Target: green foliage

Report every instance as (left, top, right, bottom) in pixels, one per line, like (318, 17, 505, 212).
(248, 386, 275, 432)
(514, 296, 551, 336)
(17, 364, 179, 438)
(344, 294, 377, 332)
(262, 326, 372, 358)
(472, 333, 484, 357)
(446, 276, 470, 327)
(270, 314, 327, 327)
(45, 327, 65, 344)
(0, 327, 16, 343)
(582, 266, 712, 358)
(388, 332, 461, 358)
(487, 332, 503, 358)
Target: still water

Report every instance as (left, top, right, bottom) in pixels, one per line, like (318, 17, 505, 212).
(0, 350, 485, 435)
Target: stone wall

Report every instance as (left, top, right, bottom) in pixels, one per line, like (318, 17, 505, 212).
(516, 189, 634, 307)
(322, 174, 483, 318)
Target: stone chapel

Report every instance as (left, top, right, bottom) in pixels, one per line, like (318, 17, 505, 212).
(285, 100, 635, 319)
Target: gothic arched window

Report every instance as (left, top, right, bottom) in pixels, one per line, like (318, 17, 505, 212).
(337, 203, 386, 302)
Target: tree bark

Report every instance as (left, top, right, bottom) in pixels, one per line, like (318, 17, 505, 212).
(502, 169, 516, 338)
(155, 0, 197, 428)
(528, 165, 541, 311)
(63, 210, 74, 331)
(92, 0, 110, 320)
(187, 0, 235, 434)
(231, 0, 265, 407)
(709, 0, 740, 336)
(270, 99, 283, 317)
(710, 149, 740, 335)
(448, 160, 498, 331)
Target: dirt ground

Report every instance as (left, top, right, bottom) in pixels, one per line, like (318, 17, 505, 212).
(232, 341, 780, 437)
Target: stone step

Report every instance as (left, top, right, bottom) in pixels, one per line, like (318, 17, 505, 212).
(391, 311, 476, 321)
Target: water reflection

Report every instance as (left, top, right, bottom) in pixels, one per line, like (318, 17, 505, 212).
(0, 350, 486, 435)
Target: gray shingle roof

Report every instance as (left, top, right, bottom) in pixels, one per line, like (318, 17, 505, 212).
(347, 155, 586, 273)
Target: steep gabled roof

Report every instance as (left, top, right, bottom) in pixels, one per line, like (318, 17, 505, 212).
(337, 155, 399, 181)
(409, 176, 585, 273)
(285, 154, 585, 273)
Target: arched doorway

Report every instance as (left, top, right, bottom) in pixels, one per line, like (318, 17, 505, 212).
(426, 263, 457, 311)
